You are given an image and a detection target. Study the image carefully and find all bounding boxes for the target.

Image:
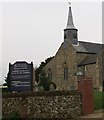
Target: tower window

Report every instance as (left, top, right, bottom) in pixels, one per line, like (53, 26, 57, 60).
(73, 34, 77, 39)
(64, 67, 68, 80)
(64, 34, 67, 39)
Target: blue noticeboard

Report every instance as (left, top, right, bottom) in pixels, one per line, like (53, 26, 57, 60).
(9, 61, 33, 92)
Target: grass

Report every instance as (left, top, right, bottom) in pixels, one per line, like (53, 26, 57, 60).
(93, 91, 104, 110)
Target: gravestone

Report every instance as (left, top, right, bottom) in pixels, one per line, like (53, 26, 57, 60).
(9, 61, 33, 92)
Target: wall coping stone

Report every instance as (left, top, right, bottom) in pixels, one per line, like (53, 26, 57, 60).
(2, 90, 81, 98)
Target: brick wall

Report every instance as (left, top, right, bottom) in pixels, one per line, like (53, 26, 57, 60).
(78, 79, 94, 115)
(2, 91, 82, 119)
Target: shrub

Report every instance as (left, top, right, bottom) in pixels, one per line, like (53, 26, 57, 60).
(2, 110, 21, 120)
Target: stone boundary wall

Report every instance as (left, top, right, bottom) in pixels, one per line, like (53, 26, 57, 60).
(2, 91, 82, 119)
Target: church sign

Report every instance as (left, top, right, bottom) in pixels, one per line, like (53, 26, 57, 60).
(9, 61, 33, 92)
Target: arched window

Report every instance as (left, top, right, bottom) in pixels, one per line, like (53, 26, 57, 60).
(63, 62, 68, 80)
(64, 67, 68, 80)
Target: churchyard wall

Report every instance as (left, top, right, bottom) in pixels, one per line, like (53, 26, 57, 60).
(2, 91, 82, 119)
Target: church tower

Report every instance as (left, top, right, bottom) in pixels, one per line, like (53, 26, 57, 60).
(64, 4, 78, 45)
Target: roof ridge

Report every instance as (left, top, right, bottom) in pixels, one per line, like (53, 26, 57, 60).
(79, 41, 103, 45)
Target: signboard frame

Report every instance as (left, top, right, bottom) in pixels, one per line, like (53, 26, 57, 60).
(9, 61, 33, 92)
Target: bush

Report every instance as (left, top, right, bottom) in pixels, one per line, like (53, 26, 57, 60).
(2, 110, 21, 120)
(2, 88, 9, 93)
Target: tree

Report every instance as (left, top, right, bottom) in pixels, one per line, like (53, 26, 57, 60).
(35, 56, 54, 82)
(38, 70, 56, 91)
(3, 72, 10, 88)
(38, 71, 50, 91)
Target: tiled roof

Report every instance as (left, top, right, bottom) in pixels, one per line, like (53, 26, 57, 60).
(78, 54, 98, 66)
(78, 49, 104, 66)
(73, 41, 103, 53)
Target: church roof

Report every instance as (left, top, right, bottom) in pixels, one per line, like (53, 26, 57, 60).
(78, 49, 104, 66)
(78, 54, 98, 66)
(73, 41, 103, 53)
(64, 5, 103, 53)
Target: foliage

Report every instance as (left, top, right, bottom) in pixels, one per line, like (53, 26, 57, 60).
(35, 56, 54, 82)
(2, 83, 7, 86)
(2, 110, 21, 120)
(3, 73, 10, 87)
(94, 91, 104, 110)
(2, 88, 9, 93)
(1, 74, 10, 93)
(38, 71, 50, 91)
(38, 70, 56, 91)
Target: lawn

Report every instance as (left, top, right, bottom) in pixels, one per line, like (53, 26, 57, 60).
(93, 91, 104, 110)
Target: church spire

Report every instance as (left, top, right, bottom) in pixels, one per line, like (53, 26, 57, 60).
(64, 3, 78, 45)
(65, 3, 76, 30)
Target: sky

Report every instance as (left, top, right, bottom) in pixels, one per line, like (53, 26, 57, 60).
(0, 0, 102, 84)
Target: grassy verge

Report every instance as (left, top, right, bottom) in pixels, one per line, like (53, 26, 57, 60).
(93, 91, 104, 110)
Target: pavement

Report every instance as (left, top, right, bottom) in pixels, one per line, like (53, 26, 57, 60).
(78, 110, 104, 118)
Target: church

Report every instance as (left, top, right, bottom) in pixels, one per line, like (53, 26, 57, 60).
(42, 5, 104, 91)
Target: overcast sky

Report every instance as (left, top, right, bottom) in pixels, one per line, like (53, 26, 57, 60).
(0, 1, 102, 84)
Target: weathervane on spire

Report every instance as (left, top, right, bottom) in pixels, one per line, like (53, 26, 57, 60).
(68, 1, 71, 7)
